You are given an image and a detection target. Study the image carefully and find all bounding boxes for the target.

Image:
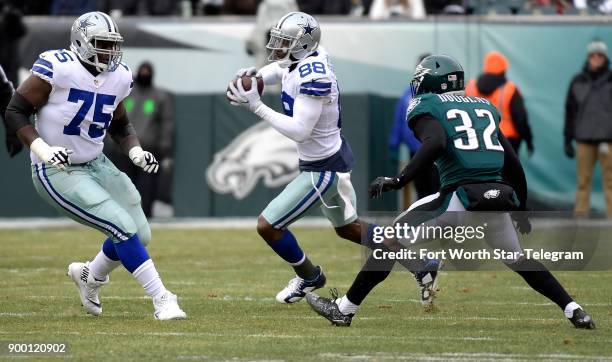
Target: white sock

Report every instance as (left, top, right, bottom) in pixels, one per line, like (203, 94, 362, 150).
(336, 295, 358, 316)
(564, 301, 581, 318)
(132, 259, 168, 299)
(89, 251, 121, 281)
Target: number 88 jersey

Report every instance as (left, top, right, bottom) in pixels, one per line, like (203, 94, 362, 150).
(30, 49, 133, 164)
(279, 46, 342, 162)
(407, 92, 505, 189)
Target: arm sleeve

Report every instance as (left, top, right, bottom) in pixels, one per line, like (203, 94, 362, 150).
(395, 115, 446, 187)
(107, 111, 137, 144)
(509, 89, 532, 146)
(564, 77, 577, 143)
(4, 92, 35, 133)
(252, 95, 323, 143)
(499, 132, 528, 210)
(257, 62, 283, 86)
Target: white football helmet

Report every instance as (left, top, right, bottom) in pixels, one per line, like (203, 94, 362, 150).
(266, 12, 321, 68)
(70, 12, 123, 72)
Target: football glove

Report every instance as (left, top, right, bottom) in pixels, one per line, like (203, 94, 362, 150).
(129, 146, 159, 174)
(30, 137, 73, 171)
(227, 77, 262, 112)
(226, 81, 247, 106)
(369, 176, 400, 199)
(234, 67, 257, 79)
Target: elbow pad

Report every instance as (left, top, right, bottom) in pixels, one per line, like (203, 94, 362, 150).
(5, 92, 34, 133)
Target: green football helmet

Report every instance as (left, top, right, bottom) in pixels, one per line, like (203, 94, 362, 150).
(410, 54, 464, 97)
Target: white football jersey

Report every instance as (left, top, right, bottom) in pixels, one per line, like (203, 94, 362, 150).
(30, 49, 133, 164)
(279, 47, 342, 162)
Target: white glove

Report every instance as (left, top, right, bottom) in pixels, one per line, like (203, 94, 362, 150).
(234, 67, 257, 79)
(129, 146, 159, 174)
(226, 80, 247, 106)
(226, 77, 262, 112)
(30, 138, 73, 171)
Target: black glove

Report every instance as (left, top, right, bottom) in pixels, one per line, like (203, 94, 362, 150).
(511, 211, 532, 235)
(369, 176, 400, 199)
(5, 130, 23, 157)
(564, 141, 575, 158)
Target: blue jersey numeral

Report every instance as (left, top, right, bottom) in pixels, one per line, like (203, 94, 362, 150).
(54, 51, 74, 63)
(63, 89, 94, 135)
(89, 94, 116, 138)
(298, 62, 326, 78)
(63, 89, 116, 138)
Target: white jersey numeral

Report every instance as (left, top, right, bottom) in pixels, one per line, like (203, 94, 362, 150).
(447, 109, 478, 150)
(476, 108, 504, 151)
(446, 108, 503, 152)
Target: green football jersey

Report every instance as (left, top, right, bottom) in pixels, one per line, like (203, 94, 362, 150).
(407, 93, 505, 189)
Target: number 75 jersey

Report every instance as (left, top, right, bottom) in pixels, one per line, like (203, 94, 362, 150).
(30, 49, 133, 164)
(407, 93, 505, 189)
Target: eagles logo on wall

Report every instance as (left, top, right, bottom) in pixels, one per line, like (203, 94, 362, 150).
(206, 121, 299, 199)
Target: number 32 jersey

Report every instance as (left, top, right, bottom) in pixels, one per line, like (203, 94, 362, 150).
(407, 93, 505, 189)
(30, 49, 133, 164)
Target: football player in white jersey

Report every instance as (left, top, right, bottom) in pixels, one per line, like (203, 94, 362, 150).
(4, 12, 186, 320)
(227, 12, 440, 306)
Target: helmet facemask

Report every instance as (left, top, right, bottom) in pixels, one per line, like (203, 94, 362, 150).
(82, 35, 123, 72)
(410, 64, 430, 97)
(266, 28, 298, 68)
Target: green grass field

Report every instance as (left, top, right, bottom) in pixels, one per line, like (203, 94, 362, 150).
(0, 227, 610, 361)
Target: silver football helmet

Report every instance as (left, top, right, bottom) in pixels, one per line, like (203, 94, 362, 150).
(266, 12, 321, 68)
(70, 12, 123, 72)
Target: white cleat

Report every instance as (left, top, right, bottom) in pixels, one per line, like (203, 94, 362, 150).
(275, 267, 327, 304)
(153, 291, 187, 320)
(67, 261, 108, 316)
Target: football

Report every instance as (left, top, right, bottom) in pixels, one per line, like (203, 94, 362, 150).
(228, 75, 264, 98)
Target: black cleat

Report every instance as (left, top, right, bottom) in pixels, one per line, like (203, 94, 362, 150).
(305, 290, 353, 327)
(569, 308, 596, 329)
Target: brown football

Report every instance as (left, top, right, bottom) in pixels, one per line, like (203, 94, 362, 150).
(228, 75, 264, 97)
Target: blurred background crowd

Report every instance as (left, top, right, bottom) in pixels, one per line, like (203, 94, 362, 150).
(2, 0, 612, 17)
